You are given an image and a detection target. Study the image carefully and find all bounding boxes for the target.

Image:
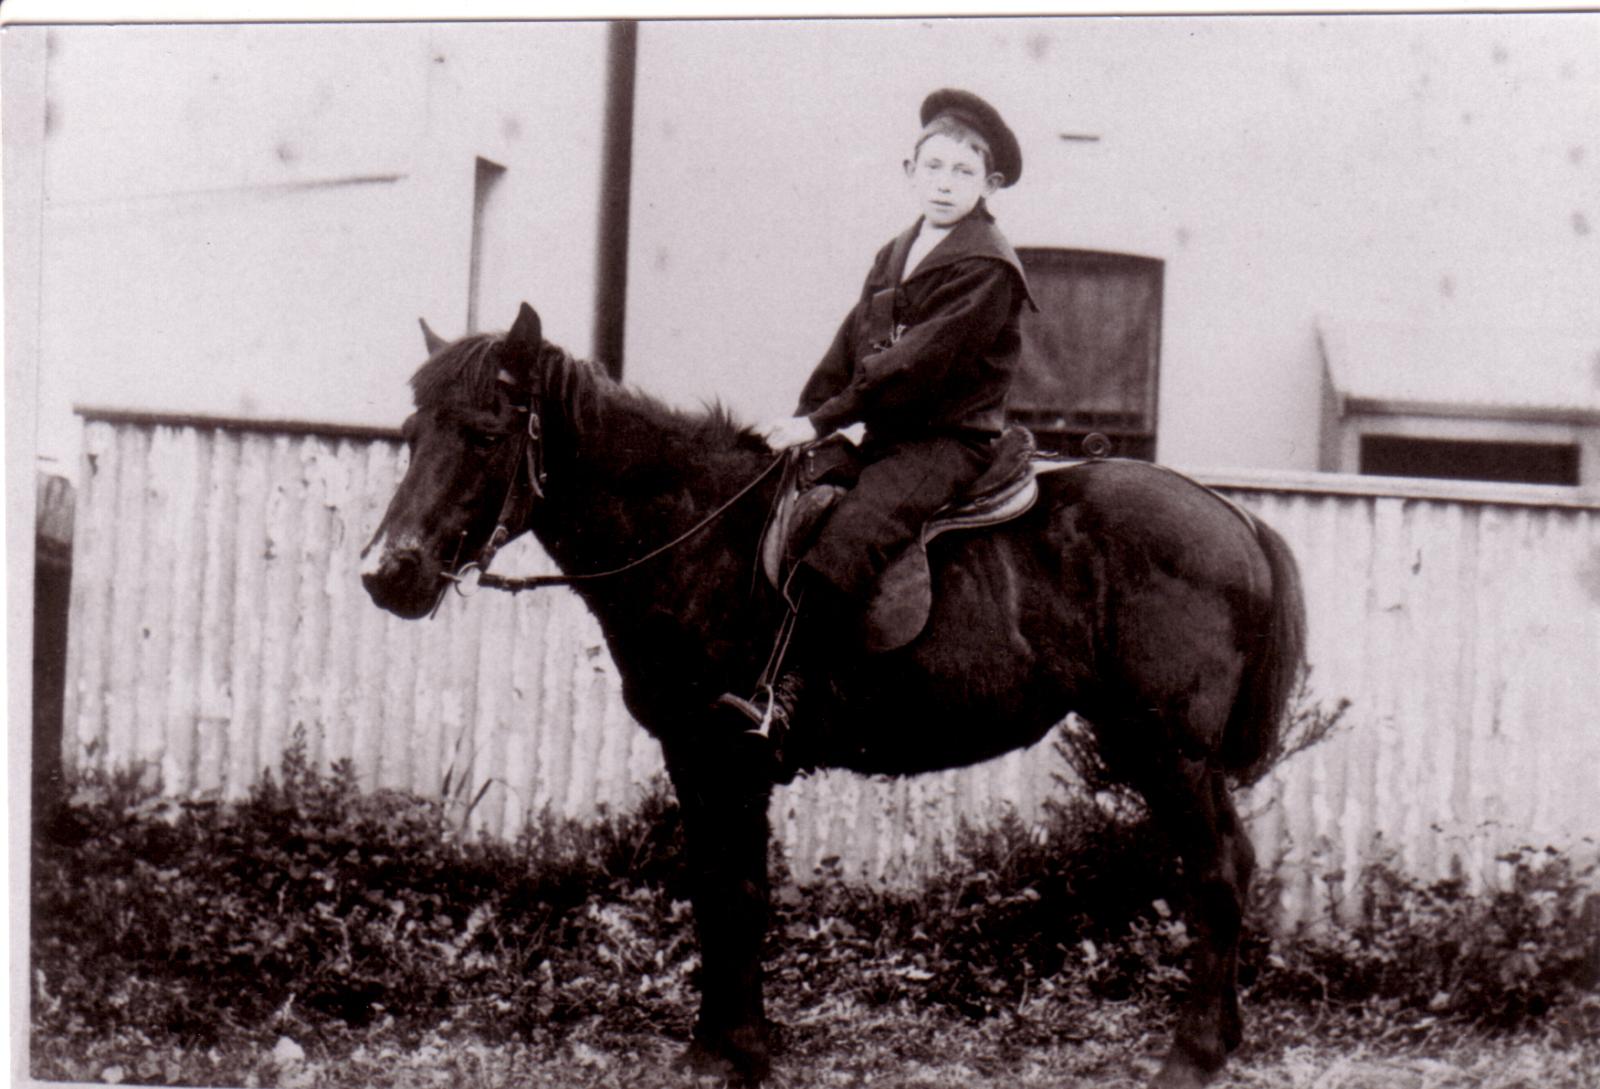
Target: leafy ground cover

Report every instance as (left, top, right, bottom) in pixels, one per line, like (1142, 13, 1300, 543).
(28, 738, 1599, 1088)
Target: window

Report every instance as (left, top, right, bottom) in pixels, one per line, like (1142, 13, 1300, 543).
(1008, 248, 1163, 460)
(1359, 435, 1580, 486)
(1317, 317, 1600, 488)
(466, 156, 507, 333)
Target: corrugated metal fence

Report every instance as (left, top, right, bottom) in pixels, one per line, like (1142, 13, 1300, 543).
(63, 413, 1600, 922)
(1224, 472, 1600, 921)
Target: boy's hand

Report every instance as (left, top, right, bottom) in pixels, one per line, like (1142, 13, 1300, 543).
(757, 414, 819, 450)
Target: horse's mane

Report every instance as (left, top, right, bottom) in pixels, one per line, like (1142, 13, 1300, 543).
(410, 331, 767, 457)
(410, 333, 503, 410)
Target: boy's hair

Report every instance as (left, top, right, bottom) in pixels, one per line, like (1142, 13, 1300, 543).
(913, 115, 996, 178)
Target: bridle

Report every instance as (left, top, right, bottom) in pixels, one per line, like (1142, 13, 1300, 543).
(435, 388, 546, 600)
(435, 369, 787, 604)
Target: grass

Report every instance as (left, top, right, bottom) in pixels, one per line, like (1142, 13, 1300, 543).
(27, 733, 1600, 1089)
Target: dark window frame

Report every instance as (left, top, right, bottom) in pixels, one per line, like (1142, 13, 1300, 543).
(1009, 247, 1164, 461)
(1358, 434, 1581, 487)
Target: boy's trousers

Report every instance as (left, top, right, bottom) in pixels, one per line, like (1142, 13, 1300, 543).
(800, 431, 995, 601)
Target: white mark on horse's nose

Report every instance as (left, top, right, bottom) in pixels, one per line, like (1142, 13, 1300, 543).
(358, 532, 389, 578)
(360, 530, 426, 580)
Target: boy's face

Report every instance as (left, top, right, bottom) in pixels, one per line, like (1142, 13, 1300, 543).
(904, 132, 1002, 228)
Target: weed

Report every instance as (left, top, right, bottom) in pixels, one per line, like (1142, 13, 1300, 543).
(1246, 844, 1600, 1041)
(29, 724, 1598, 1086)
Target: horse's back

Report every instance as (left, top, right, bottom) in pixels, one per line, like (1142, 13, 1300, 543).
(1034, 458, 1269, 595)
(822, 458, 1291, 776)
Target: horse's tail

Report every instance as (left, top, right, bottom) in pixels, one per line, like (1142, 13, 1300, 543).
(1220, 515, 1307, 783)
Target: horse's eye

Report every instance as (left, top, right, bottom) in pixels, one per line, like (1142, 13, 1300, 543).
(466, 429, 506, 450)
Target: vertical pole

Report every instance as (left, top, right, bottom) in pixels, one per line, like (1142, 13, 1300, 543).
(593, 20, 638, 382)
(4, 32, 50, 1072)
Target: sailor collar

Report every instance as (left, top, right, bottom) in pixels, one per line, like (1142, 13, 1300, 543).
(885, 203, 1038, 311)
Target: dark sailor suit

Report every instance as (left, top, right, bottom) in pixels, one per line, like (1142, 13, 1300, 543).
(793, 201, 1039, 601)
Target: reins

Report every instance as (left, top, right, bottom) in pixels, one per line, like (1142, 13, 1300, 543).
(445, 425, 789, 598)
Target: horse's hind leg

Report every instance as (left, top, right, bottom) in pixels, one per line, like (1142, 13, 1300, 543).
(1139, 756, 1255, 1089)
(661, 735, 777, 1087)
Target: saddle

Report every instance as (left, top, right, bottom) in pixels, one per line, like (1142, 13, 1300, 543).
(761, 426, 1040, 653)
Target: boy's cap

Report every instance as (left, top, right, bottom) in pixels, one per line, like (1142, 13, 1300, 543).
(920, 88, 1022, 187)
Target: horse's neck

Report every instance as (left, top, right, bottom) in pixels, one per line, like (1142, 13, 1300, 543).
(528, 355, 771, 582)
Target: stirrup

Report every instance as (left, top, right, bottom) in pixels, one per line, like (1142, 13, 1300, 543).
(716, 684, 782, 739)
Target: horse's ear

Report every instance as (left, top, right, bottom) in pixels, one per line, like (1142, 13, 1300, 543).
(506, 303, 542, 357)
(499, 303, 544, 390)
(418, 317, 448, 356)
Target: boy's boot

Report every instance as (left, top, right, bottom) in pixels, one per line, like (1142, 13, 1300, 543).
(716, 670, 807, 742)
(715, 572, 853, 744)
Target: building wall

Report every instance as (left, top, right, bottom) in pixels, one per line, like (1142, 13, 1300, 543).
(15, 18, 1597, 481)
(63, 416, 1600, 923)
(621, 16, 1600, 472)
(18, 22, 610, 478)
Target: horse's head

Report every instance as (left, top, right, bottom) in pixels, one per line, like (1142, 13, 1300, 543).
(361, 303, 548, 619)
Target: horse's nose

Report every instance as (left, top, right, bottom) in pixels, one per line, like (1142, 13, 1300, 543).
(361, 544, 421, 596)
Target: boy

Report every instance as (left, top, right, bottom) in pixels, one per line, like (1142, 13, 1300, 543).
(720, 88, 1036, 737)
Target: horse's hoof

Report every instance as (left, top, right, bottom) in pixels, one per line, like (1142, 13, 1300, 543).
(761, 1017, 790, 1057)
(677, 1039, 733, 1077)
(1149, 1052, 1215, 1089)
(678, 1037, 769, 1087)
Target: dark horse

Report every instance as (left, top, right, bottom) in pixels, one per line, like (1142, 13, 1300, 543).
(362, 303, 1306, 1089)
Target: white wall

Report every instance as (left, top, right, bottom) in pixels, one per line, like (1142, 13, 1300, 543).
(17, 22, 609, 479)
(17, 17, 1596, 480)
(621, 15, 1600, 471)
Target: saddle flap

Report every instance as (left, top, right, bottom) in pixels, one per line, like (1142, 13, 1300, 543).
(762, 481, 846, 591)
(862, 545, 933, 654)
(864, 461, 1039, 654)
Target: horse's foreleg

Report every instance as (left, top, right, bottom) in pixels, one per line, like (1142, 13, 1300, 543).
(1143, 758, 1255, 1089)
(662, 735, 777, 1087)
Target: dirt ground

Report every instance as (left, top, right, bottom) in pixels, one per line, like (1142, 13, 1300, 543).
(46, 1001, 1592, 1089)
(224, 1035, 1600, 1089)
